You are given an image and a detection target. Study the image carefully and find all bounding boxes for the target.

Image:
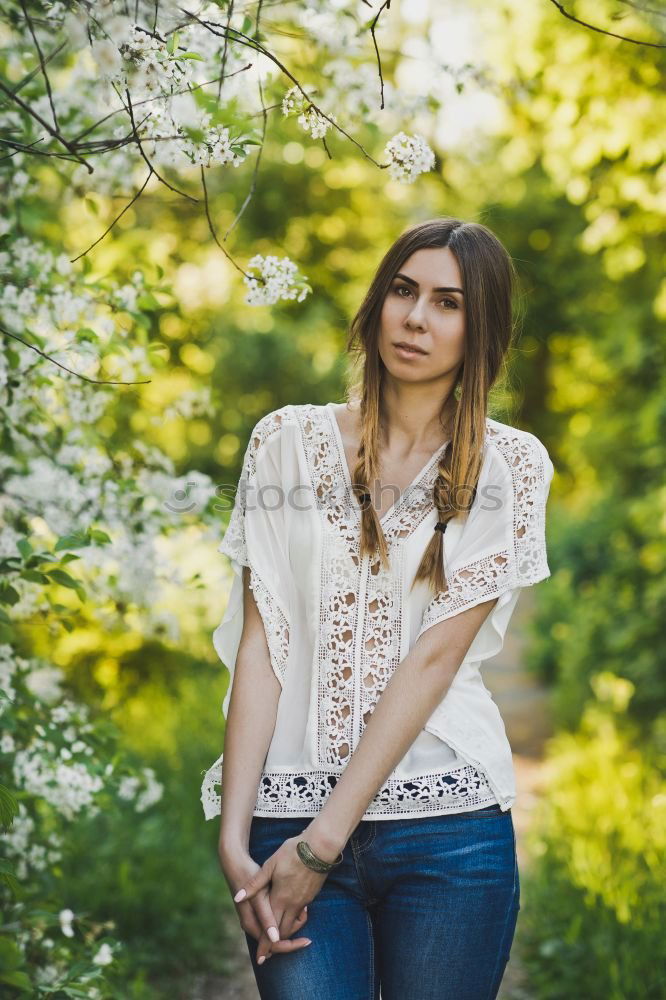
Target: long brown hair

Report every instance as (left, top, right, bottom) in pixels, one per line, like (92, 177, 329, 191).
(342, 217, 517, 593)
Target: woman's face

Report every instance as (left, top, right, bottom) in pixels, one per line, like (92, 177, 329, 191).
(378, 246, 466, 382)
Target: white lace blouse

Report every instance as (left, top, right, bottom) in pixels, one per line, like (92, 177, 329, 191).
(201, 402, 554, 821)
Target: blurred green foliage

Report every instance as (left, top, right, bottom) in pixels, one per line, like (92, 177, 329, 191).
(519, 674, 666, 999)
(3, 0, 663, 994)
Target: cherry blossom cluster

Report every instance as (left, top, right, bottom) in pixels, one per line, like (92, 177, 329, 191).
(384, 131, 437, 183)
(244, 254, 313, 306)
(281, 84, 337, 139)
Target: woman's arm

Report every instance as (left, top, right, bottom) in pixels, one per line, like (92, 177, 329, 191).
(230, 595, 502, 956)
(218, 565, 282, 857)
(303, 595, 500, 859)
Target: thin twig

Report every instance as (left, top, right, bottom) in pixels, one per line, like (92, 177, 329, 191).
(368, 0, 392, 110)
(223, 73, 268, 241)
(70, 169, 154, 262)
(218, 0, 235, 101)
(0, 78, 93, 172)
(19, 0, 59, 130)
(122, 85, 199, 203)
(618, 0, 666, 18)
(0, 326, 152, 385)
(7, 39, 68, 98)
(548, 0, 664, 46)
(200, 166, 248, 277)
(71, 66, 252, 144)
(179, 8, 388, 168)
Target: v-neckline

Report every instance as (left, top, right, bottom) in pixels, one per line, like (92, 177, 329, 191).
(325, 402, 450, 526)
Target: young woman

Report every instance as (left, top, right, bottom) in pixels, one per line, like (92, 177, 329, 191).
(201, 217, 555, 999)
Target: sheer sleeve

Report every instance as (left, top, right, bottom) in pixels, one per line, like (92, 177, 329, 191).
(201, 409, 292, 820)
(415, 428, 555, 648)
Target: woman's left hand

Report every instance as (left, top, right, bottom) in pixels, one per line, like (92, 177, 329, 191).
(233, 834, 335, 963)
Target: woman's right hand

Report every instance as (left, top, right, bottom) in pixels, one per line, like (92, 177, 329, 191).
(218, 844, 312, 963)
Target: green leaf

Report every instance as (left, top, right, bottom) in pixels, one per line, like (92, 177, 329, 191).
(89, 528, 112, 544)
(0, 970, 32, 989)
(0, 933, 24, 969)
(17, 538, 33, 559)
(177, 52, 204, 61)
(77, 327, 99, 341)
(54, 531, 89, 551)
(20, 570, 51, 585)
(0, 583, 20, 606)
(0, 784, 19, 828)
(137, 291, 161, 310)
(46, 569, 82, 590)
(166, 30, 179, 55)
(60, 553, 81, 565)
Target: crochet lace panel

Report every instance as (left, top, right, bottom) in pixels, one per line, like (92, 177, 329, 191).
(416, 422, 551, 640)
(200, 756, 497, 821)
(298, 404, 456, 768)
(255, 763, 496, 815)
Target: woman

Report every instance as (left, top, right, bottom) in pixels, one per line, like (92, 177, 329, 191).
(201, 217, 555, 999)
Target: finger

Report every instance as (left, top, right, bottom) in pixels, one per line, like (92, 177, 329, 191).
(279, 904, 306, 940)
(257, 931, 313, 963)
(234, 863, 271, 904)
(236, 900, 267, 943)
(252, 888, 283, 944)
(256, 906, 310, 963)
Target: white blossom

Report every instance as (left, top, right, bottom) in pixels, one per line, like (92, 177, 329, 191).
(13, 746, 104, 820)
(384, 131, 436, 183)
(243, 254, 311, 306)
(59, 908, 75, 938)
(24, 666, 65, 705)
(92, 943, 114, 966)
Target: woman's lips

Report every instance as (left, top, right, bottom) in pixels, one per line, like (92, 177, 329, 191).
(393, 343, 427, 359)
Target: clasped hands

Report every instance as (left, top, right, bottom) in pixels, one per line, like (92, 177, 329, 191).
(222, 831, 339, 965)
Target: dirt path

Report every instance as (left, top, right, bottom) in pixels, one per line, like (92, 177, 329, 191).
(194, 589, 552, 1000)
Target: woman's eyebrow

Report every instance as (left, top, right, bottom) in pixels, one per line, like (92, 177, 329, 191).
(394, 272, 464, 295)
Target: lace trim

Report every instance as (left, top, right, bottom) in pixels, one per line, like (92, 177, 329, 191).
(248, 569, 290, 686)
(490, 424, 551, 583)
(200, 759, 498, 820)
(415, 423, 551, 640)
(418, 549, 513, 635)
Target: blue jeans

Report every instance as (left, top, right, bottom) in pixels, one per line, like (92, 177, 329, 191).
(244, 803, 520, 1000)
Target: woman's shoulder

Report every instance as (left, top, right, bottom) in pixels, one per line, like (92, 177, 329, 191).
(484, 416, 553, 483)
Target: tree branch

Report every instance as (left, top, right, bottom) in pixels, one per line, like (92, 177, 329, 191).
(548, 0, 665, 47)
(70, 169, 154, 263)
(0, 78, 93, 171)
(0, 325, 152, 385)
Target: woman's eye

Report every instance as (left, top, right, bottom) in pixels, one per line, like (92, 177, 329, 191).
(392, 286, 458, 309)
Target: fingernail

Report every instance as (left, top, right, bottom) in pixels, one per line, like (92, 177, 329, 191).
(257, 956, 266, 965)
(233, 888, 246, 903)
(304, 939, 312, 946)
(267, 926, 279, 943)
